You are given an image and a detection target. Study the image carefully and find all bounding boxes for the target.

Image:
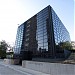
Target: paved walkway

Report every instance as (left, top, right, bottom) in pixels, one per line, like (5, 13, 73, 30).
(0, 59, 50, 75)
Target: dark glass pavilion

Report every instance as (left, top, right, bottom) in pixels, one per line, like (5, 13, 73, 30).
(14, 5, 71, 60)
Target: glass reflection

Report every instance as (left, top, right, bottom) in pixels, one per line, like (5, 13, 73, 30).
(36, 7, 48, 52)
(14, 24, 24, 54)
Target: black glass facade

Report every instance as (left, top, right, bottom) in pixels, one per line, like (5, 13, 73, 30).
(14, 24, 24, 54)
(51, 8, 71, 58)
(14, 5, 71, 60)
(37, 7, 48, 52)
(51, 8, 70, 45)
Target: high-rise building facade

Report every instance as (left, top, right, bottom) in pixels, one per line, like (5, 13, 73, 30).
(14, 5, 71, 60)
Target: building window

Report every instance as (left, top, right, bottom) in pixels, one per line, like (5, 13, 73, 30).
(26, 29, 30, 32)
(25, 43, 29, 47)
(27, 21, 31, 24)
(27, 24, 30, 28)
(26, 33, 30, 37)
(25, 38, 29, 41)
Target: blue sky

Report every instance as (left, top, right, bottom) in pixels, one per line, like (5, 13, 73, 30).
(0, 0, 74, 46)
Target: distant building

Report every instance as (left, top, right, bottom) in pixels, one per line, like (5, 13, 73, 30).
(14, 5, 71, 60)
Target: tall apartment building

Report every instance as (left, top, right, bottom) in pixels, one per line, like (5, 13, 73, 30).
(14, 5, 71, 60)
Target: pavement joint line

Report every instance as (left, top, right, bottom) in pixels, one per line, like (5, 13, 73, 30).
(0, 62, 32, 75)
(0, 61, 50, 75)
(11, 65, 50, 75)
(7, 65, 48, 75)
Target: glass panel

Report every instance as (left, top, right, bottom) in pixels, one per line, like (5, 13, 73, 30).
(44, 42, 48, 46)
(37, 28, 43, 32)
(44, 38, 48, 43)
(38, 43, 43, 47)
(38, 40, 43, 44)
(44, 46, 48, 50)
(44, 35, 47, 39)
(37, 30, 43, 35)
(38, 37, 43, 40)
(38, 33, 43, 38)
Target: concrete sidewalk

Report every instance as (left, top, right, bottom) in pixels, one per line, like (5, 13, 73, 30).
(0, 60, 50, 75)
